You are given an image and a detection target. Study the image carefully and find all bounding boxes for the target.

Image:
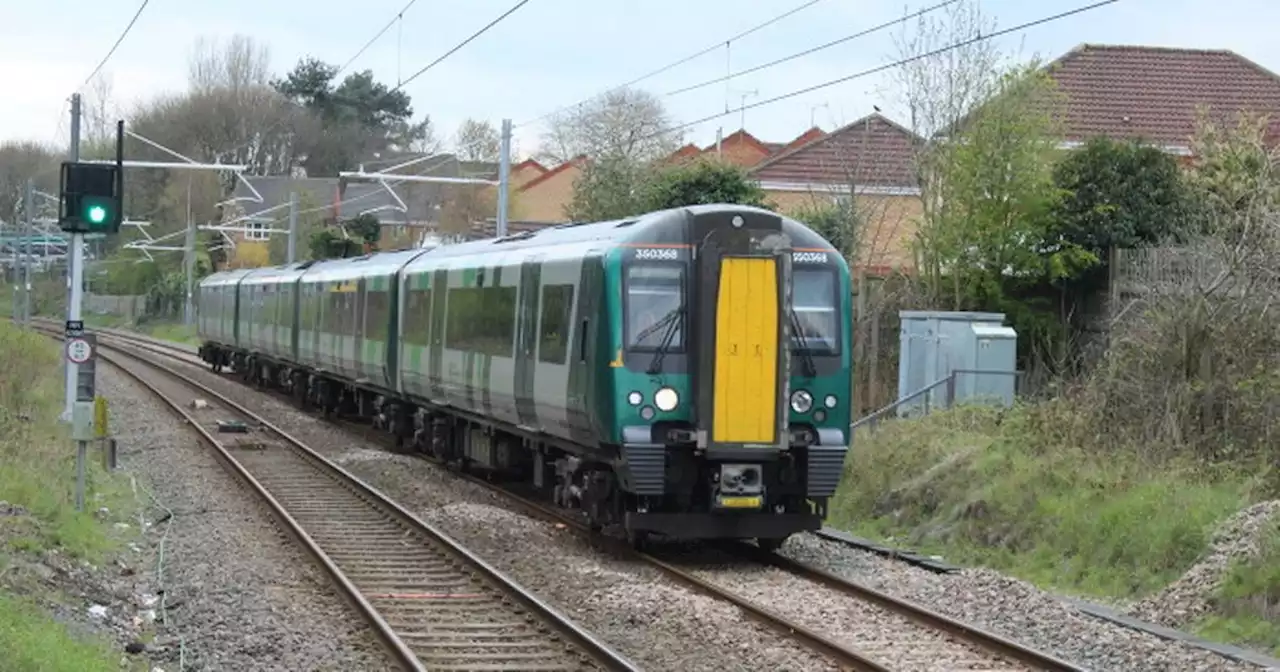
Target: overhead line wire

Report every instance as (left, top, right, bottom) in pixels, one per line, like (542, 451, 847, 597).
(633, 0, 1122, 143)
(664, 0, 960, 97)
(513, 0, 825, 129)
(338, 0, 420, 75)
(79, 0, 152, 91)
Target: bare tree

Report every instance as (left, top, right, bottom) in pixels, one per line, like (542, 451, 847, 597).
(538, 88, 682, 165)
(188, 34, 273, 93)
(0, 141, 59, 227)
(454, 119, 500, 162)
(891, 0, 1003, 140)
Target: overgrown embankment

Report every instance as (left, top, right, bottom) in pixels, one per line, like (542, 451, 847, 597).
(0, 322, 143, 670)
(830, 246, 1280, 655)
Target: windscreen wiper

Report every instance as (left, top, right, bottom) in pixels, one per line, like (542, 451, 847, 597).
(789, 308, 818, 377)
(631, 308, 680, 346)
(647, 310, 684, 374)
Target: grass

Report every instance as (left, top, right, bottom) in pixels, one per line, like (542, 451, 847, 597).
(1196, 519, 1280, 655)
(81, 313, 197, 346)
(0, 320, 139, 670)
(830, 404, 1257, 601)
(0, 593, 119, 672)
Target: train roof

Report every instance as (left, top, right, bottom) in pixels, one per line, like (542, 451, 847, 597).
(296, 247, 432, 283)
(410, 204, 837, 259)
(199, 204, 840, 285)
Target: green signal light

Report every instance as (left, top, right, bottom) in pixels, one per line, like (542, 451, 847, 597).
(86, 205, 107, 224)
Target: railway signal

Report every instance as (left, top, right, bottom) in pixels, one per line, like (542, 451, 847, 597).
(58, 120, 125, 235)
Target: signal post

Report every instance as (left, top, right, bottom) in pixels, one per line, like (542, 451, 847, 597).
(59, 94, 124, 510)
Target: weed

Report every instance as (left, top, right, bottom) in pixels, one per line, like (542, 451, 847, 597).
(0, 592, 119, 672)
(831, 403, 1247, 599)
(1195, 519, 1280, 654)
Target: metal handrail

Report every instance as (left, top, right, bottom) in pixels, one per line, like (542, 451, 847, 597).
(850, 368, 1021, 436)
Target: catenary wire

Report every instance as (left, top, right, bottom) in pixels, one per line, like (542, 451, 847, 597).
(632, 0, 1122, 144)
(338, 0, 420, 75)
(664, 0, 960, 97)
(79, 0, 152, 91)
(514, 0, 825, 129)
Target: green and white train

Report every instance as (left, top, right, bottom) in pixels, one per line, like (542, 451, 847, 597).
(197, 204, 853, 548)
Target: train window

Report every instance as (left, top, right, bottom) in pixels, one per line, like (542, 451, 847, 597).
(625, 265, 684, 351)
(792, 269, 840, 355)
(403, 288, 433, 347)
(538, 284, 574, 364)
(446, 285, 517, 357)
(365, 290, 390, 342)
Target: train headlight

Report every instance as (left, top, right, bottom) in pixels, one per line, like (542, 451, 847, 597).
(654, 387, 679, 412)
(790, 389, 814, 414)
(824, 394, 838, 409)
(627, 391, 643, 406)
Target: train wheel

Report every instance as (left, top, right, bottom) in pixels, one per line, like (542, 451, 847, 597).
(626, 528, 649, 552)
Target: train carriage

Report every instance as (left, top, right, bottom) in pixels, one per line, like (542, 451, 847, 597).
(239, 264, 307, 366)
(195, 267, 255, 368)
(197, 203, 853, 548)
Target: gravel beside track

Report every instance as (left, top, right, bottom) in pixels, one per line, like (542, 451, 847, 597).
(779, 534, 1266, 672)
(669, 546, 1029, 671)
(140, 351, 841, 672)
(98, 366, 393, 671)
(105, 331, 1272, 671)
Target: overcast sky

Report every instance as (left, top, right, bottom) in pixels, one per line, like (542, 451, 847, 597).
(4, 0, 1279, 160)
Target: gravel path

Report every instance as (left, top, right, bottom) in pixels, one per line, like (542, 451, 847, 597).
(146, 352, 840, 672)
(100, 365, 392, 671)
(780, 533, 1266, 672)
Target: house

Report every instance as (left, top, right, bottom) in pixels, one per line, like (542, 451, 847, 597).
(749, 113, 924, 273)
(1039, 44, 1280, 156)
(516, 127, 830, 225)
(836, 44, 1280, 273)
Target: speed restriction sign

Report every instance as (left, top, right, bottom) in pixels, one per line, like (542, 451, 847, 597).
(67, 338, 93, 364)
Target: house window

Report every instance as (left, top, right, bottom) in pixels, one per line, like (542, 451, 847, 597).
(245, 221, 269, 241)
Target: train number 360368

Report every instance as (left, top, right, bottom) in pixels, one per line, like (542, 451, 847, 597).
(792, 251, 829, 263)
(633, 248, 681, 260)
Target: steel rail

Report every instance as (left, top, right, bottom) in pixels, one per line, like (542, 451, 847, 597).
(82, 324, 1080, 671)
(38, 326, 640, 672)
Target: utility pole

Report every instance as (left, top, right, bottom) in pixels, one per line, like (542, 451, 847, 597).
(183, 174, 195, 326)
(287, 191, 298, 263)
(22, 178, 33, 324)
(496, 118, 512, 238)
(63, 93, 82, 422)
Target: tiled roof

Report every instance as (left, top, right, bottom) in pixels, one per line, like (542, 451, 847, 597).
(749, 113, 920, 188)
(1045, 44, 1280, 146)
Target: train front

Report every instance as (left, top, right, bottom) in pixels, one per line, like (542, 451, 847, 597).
(612, 205, 851, 547)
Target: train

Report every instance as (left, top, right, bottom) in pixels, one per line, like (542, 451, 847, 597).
(196, 203, 853, 549)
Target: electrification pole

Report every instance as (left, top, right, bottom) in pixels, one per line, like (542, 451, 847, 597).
(63, 93, 82, 421)
(183, 175, 194, 325)
(22, 178, 33, 324)
(496, 118, 512, 238)
(287, 191, 298, 263)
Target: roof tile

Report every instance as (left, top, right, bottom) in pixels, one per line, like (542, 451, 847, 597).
(749, 114, 920, 188)
(1046, 44, 1280, 146)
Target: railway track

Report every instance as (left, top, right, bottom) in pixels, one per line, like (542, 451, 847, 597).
(37, 323, 638, 672)
(58, 322, 1086, 672)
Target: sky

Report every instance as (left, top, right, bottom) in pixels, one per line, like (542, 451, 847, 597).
(4, 0, 1280, 162)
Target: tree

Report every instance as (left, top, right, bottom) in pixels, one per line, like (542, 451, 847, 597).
(538, 88, 682, 165)
(565, 155, 648, 222)
(642, 159, 769, 211)
(454, 119, 500, 162)
(791, 199, 860, 260)
(0, 142, 59, 229)
(913, 65, 1094, 362)
(273, 57, 420, 175)
(1050, 137, 1192, 251)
